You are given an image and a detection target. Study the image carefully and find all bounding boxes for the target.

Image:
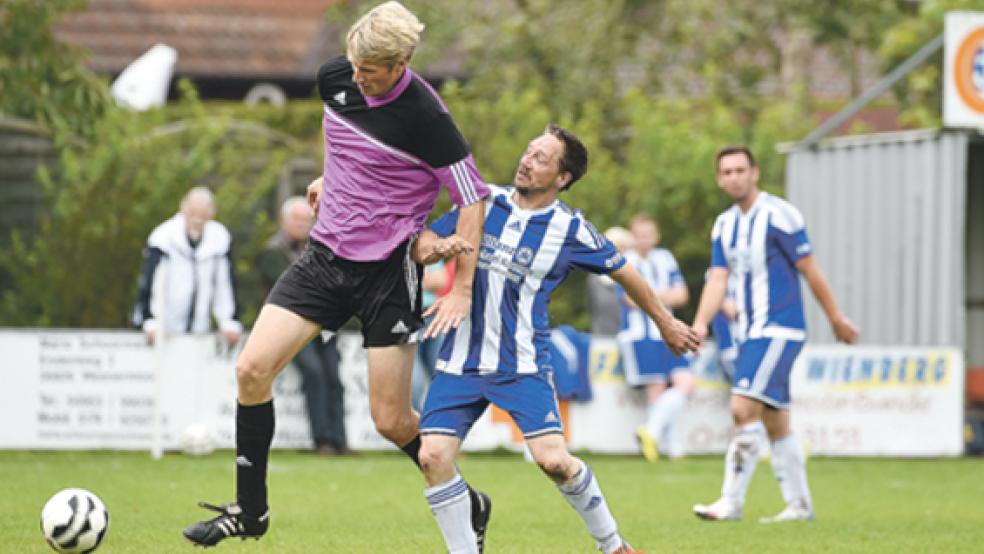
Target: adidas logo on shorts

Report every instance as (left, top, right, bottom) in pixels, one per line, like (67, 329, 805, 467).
(391, 320, 410, 334)
(544, 411, 559, 423)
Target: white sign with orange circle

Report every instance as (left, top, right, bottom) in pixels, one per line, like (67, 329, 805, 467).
(944, 11, 984, 128)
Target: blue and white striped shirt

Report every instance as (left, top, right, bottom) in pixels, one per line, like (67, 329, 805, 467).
(430, 185, 626, 374)
(710, 191, 812, 342)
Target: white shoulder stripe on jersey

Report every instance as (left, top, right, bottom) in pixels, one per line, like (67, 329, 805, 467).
(323, 105, 423, 166)
(765, 195, 806, 233)
(450, 160, 478, 205)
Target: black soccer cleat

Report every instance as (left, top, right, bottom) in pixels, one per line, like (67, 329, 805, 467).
(182, 502, 269, 547)
(470, 489, 492, 553)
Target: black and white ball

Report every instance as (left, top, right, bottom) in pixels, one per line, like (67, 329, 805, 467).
(40, 488, 109, 553)
(180, 423, 216, 456)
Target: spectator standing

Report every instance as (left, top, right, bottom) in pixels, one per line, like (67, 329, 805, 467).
(257, 196, 349, 456)
(587, 227, 634, 338)
(132, 186, 241, 346)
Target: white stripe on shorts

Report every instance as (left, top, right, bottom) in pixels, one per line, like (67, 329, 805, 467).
(750, 338, 786, 397)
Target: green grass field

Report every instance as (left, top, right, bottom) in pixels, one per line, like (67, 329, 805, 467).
(2, 450, 982, 553)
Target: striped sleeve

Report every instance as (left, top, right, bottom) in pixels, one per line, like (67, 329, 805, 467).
(433, 153, 488, 207)
(568, 217, 626, 274)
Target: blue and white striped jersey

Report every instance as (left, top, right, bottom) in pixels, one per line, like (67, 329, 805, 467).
(430, 184, 626, 374)
(710, 191, 812, 342)
(617, 248, 685, 342)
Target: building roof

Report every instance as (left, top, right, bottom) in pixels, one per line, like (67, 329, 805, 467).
(54, 0, 348, 80)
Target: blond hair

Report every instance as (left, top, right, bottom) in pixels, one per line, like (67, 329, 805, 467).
(346, 1, 424, 66)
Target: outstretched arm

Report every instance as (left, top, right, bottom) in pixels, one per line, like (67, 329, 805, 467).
(610, 264, 699, 356)
(796, 255, 859, 344)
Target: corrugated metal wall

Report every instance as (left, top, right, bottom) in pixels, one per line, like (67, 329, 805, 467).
(784, 130, 968, 348)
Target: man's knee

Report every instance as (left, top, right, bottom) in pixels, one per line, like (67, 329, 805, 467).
(236, 355, 273, 389)
(371, 406, 415, 442)
(533, 448, 573, 480)
(730, 395, 763, 425)
(419, 440, 455, 474)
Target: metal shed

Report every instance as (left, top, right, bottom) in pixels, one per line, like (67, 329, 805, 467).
(781, 130, 984, 374)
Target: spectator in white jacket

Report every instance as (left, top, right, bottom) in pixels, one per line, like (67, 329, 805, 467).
(132, 187, 242, 346)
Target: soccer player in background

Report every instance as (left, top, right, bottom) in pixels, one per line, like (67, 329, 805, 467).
(183, 1, 489, 546)
(412, 125, 700, 554)
(692, 146, 859, 523)
(618, 214, 694, 461)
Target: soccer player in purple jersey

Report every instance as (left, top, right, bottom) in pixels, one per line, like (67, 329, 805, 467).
(691, 146, 859, 523)
(183, 2, 489, 547)
(411, 126, 700, 554)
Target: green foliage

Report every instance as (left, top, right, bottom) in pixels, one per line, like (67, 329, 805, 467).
(879, 0, 984, 128)
(0, 0, 111, 136)
(0, 82, 293, 327)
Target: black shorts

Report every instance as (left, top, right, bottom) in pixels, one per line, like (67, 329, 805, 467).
(266, 238, 423, 347)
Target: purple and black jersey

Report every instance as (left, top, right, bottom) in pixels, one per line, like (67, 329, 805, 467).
(312, 56, 488, 261)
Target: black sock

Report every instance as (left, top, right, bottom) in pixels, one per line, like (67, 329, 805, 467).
(400, 434, 422, 468)
(236, 400, 275, 516)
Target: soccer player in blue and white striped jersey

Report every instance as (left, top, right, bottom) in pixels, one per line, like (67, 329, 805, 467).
(412, 125, 699, 554)
(691, 146, 859, 524)
(618, 214, 694, 462)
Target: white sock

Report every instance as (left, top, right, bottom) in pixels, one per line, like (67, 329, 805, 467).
(558, 459, 623, 554)
(656, 388, 688, 456)
(644, 394, 668, 438)
(721, 421, 766, 505)
(425, 474, 477, 554)
(771, 434, 813, 508)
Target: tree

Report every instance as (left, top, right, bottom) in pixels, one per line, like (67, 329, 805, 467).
(879, 0, 984, 128)
(0, 0, 111, 136)
(0, 82, 294, 327)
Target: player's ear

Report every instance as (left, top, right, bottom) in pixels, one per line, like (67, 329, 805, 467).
(556, 172, 571, 190)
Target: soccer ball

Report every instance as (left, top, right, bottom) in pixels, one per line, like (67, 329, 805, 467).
(40, 488, 109, 553)
(180, 423, 216, 456)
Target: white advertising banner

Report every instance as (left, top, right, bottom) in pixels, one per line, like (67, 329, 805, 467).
(567, 343, 965, 457)
(943, 11, 984, 128)
(0, 330, 965, 457)
(0, 330, 499, 452)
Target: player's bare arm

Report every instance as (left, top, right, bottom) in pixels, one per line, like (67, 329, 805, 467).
(660, 284, 689, 309)
(425, 199, 485, 338)
(795, 255, 860, 344)
(610, 263, 699, 356)
(692, 267, 730, 342)
(412, 229, 475, 266)
(620, 283, 686, 310)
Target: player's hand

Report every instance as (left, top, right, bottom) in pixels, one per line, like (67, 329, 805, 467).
(306, 177, 324, 216)
(691, 321, 709, 345)
(143, 328, 156, 346)
(431, 235, 474, 261)
(220, 329, 241, 347)
(422, 290, 471, 339)
(831, 315, 859, 344)
(660, 318, 701, 356)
